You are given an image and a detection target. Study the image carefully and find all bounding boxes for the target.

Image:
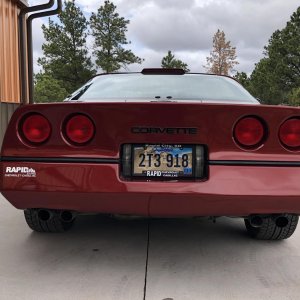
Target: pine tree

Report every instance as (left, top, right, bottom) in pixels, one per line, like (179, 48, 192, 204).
(34, 73, 68, 103)
(90, 0, 143, 73)
(288, 87, 300, 106)
(248, 7, 300, 105)
(248, 58, 283, 104)
(266, 9, 300, 92)
(37, 0, 95, 94)
(204, 29, 238, 75)
(234, 72, 250, 90)
(161, 50, 190, 72)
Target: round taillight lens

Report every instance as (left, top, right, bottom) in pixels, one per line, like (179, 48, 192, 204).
(279, 118, 300, 149)
(21, 114, 51, 144)
(234, 117, 265, 148)
(65, 114, 95, 144)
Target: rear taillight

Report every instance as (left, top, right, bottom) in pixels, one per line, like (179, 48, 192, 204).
(21, 114, 51, 144)
(64, 114, 95, 145)
(279, 118, 300, 150)
(234, 116, 265, 148)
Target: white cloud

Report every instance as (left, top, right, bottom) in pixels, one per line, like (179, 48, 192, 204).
(29, 0, 299, 75)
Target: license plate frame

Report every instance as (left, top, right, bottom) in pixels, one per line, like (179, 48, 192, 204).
(131, 144, 196, 179)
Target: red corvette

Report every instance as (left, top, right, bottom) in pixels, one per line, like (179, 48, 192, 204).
(1, 69, 300, 239)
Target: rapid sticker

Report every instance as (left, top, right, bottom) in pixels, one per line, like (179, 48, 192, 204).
(4, 167, 36, 178)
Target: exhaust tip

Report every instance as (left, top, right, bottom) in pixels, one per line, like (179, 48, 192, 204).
(37, 209, 52, 222)
(249, 215, 263, 228)
(60, 211, 75, 223)
(275, 216, 289, 228)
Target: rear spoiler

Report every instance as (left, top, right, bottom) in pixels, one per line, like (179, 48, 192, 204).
(141, 68, 185, 75)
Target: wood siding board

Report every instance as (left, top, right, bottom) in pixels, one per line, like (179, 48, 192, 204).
(1, 0, 7, 101)
(5, 0, 8, 101)
(2, 0, 7, 101)
(8, 0, 13, 101)
(14, 5, 20, 101)
(0, 0, 25, 146)
(0, 0, 22, 103)
(0, 0, 3, 101)
(11, 1, 19, 102)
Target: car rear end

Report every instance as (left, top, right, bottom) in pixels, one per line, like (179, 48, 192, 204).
(1, 101, 300, 216)
(1, 71, 300, 238)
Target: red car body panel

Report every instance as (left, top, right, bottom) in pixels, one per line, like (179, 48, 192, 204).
(1, 102, 300, 216)
(2, 163, 300, 216)
(2, 102, 300, 161)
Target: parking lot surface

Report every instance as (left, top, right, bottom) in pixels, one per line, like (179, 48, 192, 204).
(1, 194, 300, 300)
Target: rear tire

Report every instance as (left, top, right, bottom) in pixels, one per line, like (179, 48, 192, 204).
(244, 214, 298, 240)
(24, 209, 74, 233)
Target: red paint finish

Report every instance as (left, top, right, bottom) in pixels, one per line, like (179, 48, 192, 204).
(1, 102, 300, 160)
(1, 162, 300, 216)
(1, 102, 300, 216)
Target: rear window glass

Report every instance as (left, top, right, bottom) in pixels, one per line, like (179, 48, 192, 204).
(68, 74, 257, 103)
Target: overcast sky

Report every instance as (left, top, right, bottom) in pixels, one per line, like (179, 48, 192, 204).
(29, 0, 299, 75)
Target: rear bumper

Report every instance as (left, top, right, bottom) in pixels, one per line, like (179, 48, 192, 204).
(1, 161, 300, 216)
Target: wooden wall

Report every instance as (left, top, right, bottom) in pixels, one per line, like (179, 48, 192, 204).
(0, 0, 22, 103)
(0, 0, 27, 148)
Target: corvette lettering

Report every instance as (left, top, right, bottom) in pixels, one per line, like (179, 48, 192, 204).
(131, 127, 197, 134)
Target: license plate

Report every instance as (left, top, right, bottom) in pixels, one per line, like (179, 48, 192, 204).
(132, 144, 194, 178)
